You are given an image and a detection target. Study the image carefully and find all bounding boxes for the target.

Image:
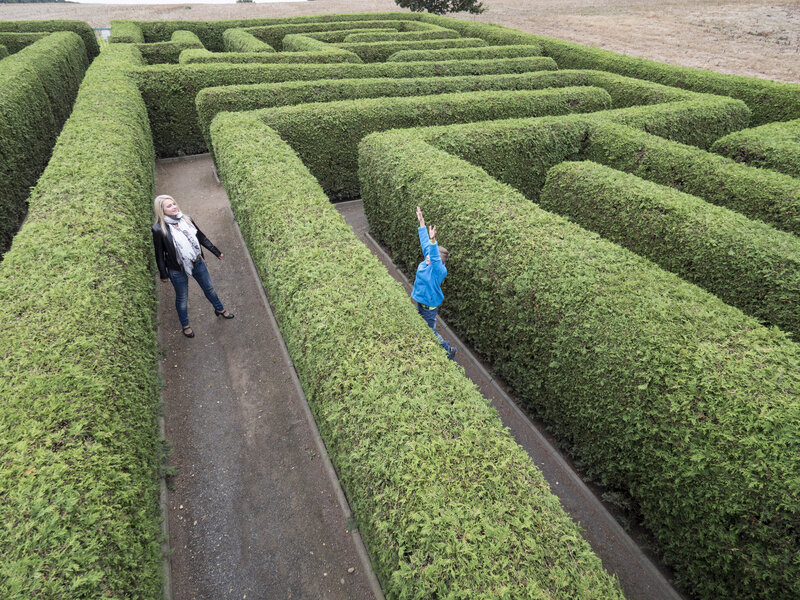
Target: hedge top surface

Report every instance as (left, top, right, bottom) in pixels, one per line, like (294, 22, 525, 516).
(0, 19, 98, 57)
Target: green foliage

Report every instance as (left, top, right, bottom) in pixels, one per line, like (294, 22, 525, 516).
(210, 110, 624, 600)
(136, 56, 560, 156)
(593, 96, 751, 149)
(304, 27, 399, 43)
(257, 86, 612, 199)
(582, 121, 800, 235)
(180, 45, 362, 65)
(135, 29, 204, 65)
(416, 13, 800, 125)
(0, 44, 6, 59)
(0, 32, 89, 257)
(343, 27, 459, 43)
(0, 31, 48, 53)
(395, 0, 485, 16)
(359, 129, 800, 600)
(335, 37, 489, 63)
(0, 19, 99, 57)
(387, 43, 542, 62)
(242, 18, 430, 51)
(222, 27, 275, 52)
(540, 160, 800, 336)
(0, 44, 162, 599)
(711, 118, 800, 178)
(109, 20, 145, 44)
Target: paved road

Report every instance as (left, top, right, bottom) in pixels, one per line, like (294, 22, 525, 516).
(156, 155, 379, 600)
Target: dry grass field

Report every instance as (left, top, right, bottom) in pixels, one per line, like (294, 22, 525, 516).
(0, 0, 798, 82)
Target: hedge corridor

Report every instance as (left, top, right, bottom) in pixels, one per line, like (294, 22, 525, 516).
(1, 9, 797, 600)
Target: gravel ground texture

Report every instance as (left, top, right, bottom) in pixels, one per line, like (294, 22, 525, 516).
(0, 1, 797, 83)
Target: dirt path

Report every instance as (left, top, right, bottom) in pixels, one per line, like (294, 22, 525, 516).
(156, 154, 379, 600)
(1, 0, 798, 82)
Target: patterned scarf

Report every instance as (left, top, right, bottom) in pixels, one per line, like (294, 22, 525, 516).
(164, 213, 201, 276)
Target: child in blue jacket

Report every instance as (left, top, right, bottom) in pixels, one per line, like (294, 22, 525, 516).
(411, 206, 457, 360)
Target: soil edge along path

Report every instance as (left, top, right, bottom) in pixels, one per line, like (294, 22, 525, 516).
(156, 155, 378, 600)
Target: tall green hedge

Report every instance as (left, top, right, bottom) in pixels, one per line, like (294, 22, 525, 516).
(582, 121, 800, 235)
(135, 56, 560, 156)
(711, 118, 800, 178)
(387, 44, 542, 62)
(359, 129, 800, 600)
(109, 20, 145, 44)
(136, 29, 204, 65)
(343, 28, 459, 43)
(0, 19, 99, 58)
(210, 111, 625, 600)
(243, 19, 426, 51)
(222, 27, 275, 53)
(180, 46, 363, 65)
(195, 68, 696, 150)
(418, 13, 800, 126)
(257, 86, 612, 199)
(0, 44, 162, 599)
(540, 160, 800, 336)
(0, 32, 89, 257)
(335, 37, 489, 63)
(0, 44, 7, 59)
(0, 31, 48, 54)
(304, 27, 398, 43)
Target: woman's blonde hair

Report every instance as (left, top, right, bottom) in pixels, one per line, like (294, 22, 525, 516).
(154, 194, 190, 231)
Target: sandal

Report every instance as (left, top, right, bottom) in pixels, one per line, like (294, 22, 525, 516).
(182, 325, 195, 338)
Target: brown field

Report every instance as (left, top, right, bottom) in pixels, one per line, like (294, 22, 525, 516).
(0, 0, 798, 83)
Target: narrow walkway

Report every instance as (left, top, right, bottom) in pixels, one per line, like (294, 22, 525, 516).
(156, 155, 379, 600)
(335, 199, 685, 600)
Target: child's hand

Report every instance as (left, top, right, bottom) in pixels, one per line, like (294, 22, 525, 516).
(416, 206, 425, 227)
(428, 225, 437, 243)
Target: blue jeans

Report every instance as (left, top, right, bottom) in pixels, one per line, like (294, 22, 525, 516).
(416, 302, 451, 353)
(168, 259, 224, 327)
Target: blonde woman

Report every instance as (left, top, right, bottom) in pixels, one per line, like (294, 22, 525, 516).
(152, 194, 234, 338)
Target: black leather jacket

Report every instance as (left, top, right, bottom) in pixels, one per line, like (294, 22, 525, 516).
(152, 218, 221, 279)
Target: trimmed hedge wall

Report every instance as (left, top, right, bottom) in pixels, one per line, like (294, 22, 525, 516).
(244, 19, 427, 51)
(0, 32, 89, 256)
(257, 86, 612, 200)
(418, 13, 800, 126)
(540, 160, 800, 336)
(582, 121, 800, 236)
(304, 27, 398, 43)
(209, 110, 625, 600)
(0, 43, 163, 598)
(0, 19, 99, 58)
(343, 28, 459, 43)
(0, 31, 48, 54)
(136, 29, 204, 65)
(387, 44, 543, 63)
(711, 118, 800, 178)
(223, 27, 275, 53)
(412, 116, 800, 237)
(195, 69, 697, 150)
(135, 56, 560, 156)
(594, 96, 750, 149)
(359, 129, 800, 600)
(335, 37, 489, 63)
(180, 46, 363, 65)
(0, 44, 7, 59)
(109, 20, 144, 43)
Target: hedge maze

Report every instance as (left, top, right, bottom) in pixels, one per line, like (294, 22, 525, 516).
(1, 10, 798, 600)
